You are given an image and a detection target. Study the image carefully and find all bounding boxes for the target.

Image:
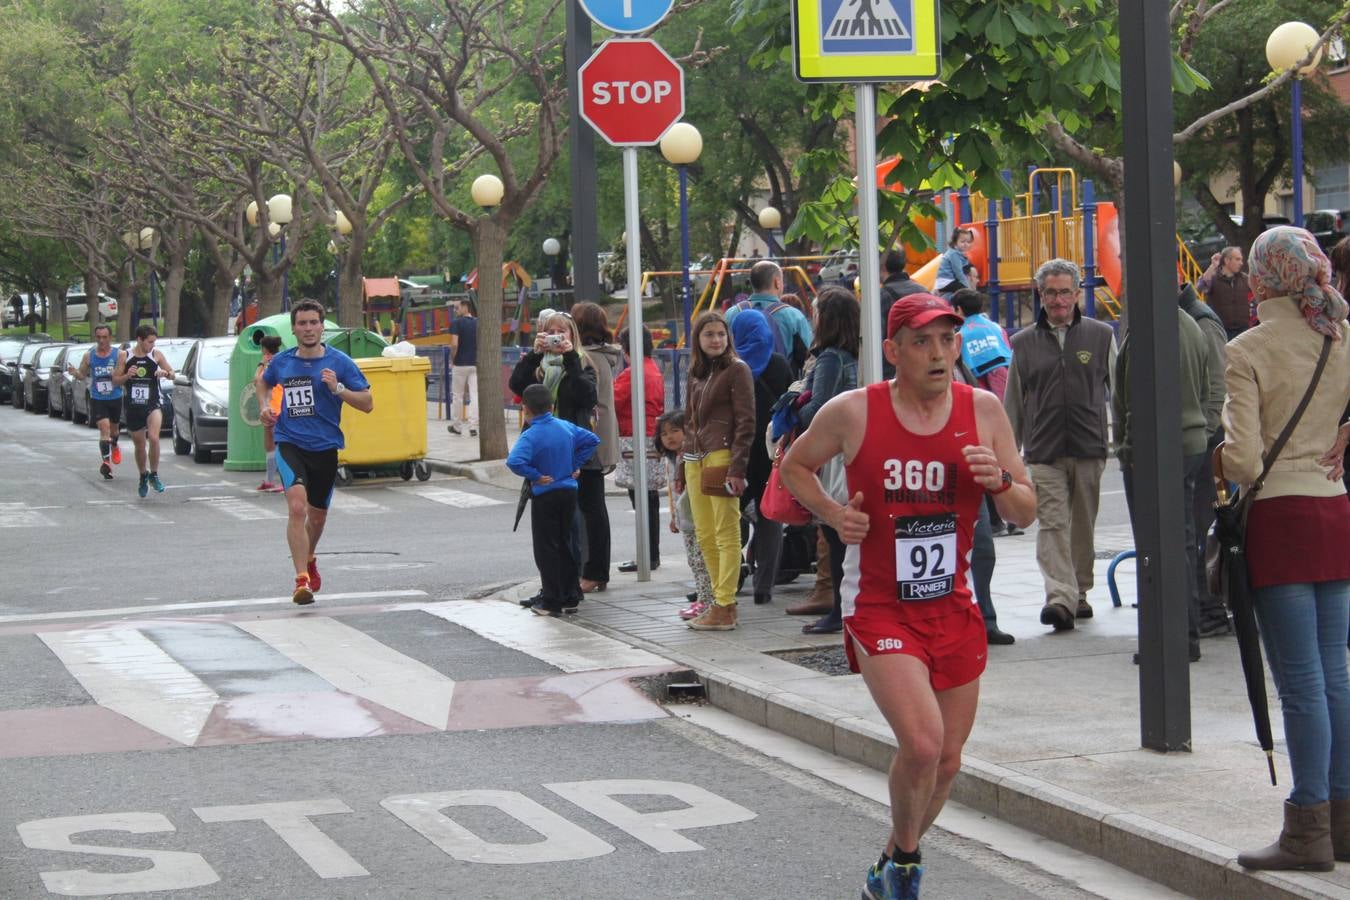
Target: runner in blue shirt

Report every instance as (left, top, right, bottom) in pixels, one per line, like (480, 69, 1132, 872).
(70, 323, 124, 480)
(256, 299, 373, 604)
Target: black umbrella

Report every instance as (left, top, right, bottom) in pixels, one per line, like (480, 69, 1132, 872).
(1210, 448, 1277, 786)
(512, 479, 532, 532)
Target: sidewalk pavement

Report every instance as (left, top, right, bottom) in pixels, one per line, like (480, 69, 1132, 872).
(422, 411, 1350, 900)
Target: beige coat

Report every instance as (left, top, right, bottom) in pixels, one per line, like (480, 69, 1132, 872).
(1221, 297, 1350, 500)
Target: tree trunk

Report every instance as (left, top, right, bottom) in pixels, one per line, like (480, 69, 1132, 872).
(339, 241, 365, 328)
(46, 284, 67, 338)
(163, 237, 191, 337)
(210, 271, 236, 336)
(115, 277, 135, 342)
(256, 270, 283, 319)
(473, 219, 509, 460)
(83, 272, 103, 329)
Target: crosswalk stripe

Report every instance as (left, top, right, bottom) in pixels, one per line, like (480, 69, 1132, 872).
(39, 628, 218, 746)
(188, 496, 285, 520)
(0, 502, 56, 528)
(86, 499, 174, 524)
(0, 590, 429, 624)
(422, 601, 669, 673)
(393, 486, 504, 509)
(328, 492, 387, 515)
(236, 618, 456, 729)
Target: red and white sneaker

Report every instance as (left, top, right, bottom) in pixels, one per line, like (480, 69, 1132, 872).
(678, 600, 708, 621)
(307, 557, 321, 593)
(292, 575, 314, 606)
(110, 444, 122, 465)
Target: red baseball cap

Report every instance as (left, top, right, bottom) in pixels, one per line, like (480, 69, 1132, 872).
(886, 293, 963, 339)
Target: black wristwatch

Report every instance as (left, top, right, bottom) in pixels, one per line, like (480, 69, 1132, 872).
(988, 468, 1013, 495)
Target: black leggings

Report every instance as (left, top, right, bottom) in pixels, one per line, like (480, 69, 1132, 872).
(577, 468, 610, 583)
(627, 489, 660, 567)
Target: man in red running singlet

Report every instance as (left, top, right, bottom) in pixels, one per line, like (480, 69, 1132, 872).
(781, 294, 1036, 898)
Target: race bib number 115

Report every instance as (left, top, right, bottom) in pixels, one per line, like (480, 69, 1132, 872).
(283, 377, 316, 418)
(894, 513, 957, 602)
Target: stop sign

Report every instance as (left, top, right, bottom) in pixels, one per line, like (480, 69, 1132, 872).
(579, 39, 684, 147)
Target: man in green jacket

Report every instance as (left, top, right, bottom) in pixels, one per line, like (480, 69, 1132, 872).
(1113, 306, 1213, 662)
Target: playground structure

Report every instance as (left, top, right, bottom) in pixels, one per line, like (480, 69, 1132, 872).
(362, 263, 544, 347)
(890, 165, 1204, 326)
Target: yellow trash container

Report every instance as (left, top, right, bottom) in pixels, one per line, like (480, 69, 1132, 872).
(337, 355, 431, 483)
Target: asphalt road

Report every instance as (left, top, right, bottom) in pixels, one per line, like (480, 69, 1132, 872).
(1, 407, 1140, 898)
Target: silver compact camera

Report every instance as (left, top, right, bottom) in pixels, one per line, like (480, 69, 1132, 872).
(544, 333, 567, 350)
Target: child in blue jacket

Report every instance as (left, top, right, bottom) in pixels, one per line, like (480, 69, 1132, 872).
(506, 384, 601, 616)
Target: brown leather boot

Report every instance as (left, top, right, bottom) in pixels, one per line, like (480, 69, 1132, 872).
(687, 603, 737, 631)
(788, 532, 833, 616)
(1332, 797, 1350, 862)
(1237, 801, 1335, 871)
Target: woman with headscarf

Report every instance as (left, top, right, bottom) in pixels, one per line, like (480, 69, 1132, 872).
(1223, 227, 1350, 873)
(731, 308, 794, 606)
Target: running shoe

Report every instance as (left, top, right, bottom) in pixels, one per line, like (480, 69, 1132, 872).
(257, 481, 276, 491)
(292, 575, 315, 606)
(149, 472, 164, 493)
(307, 557, 322, 593)
(110, 444, 122, 465)
(99, 462, 113, 480)
(862, 861, 887, 900)
(137, 473, 149, 498)
(882, 862, 923, 899)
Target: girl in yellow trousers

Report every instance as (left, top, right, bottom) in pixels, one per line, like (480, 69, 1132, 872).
(677, 311, 755, 631)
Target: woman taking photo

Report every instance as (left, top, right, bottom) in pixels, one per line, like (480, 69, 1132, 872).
(1223, 227, 1350, 873)
(509, 310, 598, 603)
(794, 286, 860, 635)
(679, 311, 755, 631)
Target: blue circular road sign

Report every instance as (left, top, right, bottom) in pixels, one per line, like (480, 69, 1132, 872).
(578, 0, 674, 33)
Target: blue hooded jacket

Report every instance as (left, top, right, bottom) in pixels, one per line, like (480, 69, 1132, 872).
(730, 308, 775, 378)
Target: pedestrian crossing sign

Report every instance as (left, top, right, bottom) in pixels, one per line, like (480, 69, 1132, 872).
(792, 0, 940, 82)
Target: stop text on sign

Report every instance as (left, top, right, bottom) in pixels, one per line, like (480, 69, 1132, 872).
(590, 79, 673, 105)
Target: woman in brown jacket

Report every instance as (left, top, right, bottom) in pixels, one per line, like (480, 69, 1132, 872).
(677, 311, 755, 630)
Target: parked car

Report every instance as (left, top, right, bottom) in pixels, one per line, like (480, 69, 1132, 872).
(12, 341, 62, 409)
(1305, 209, 1350, 253)
(3, 293, 45, 328)
(817, 251, 859, 285)
(1188, 214, 1291, 263)
(172, 336, 233, 463)
(47, 343, 93, 420)
(20, 342, 72, 413)
(0, 333, 53, 402)
(64, 292, 118, 323)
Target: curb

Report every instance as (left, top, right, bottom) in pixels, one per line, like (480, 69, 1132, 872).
(550, 612, 1345, 900)
(425, 457, 513, 484)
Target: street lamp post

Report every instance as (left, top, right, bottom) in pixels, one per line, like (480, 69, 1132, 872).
(659, 123, 702, 345)
(543, 237, 561, 311)
(331, 211, 352, 325)
(121, 227, 157, 331)
(1267, 22, 1322, 228)
(268, 194, 294, 310)
(759, 206, 782, 258)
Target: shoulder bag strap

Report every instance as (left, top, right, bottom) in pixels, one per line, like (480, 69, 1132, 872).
(1248, 334, 1333, 500)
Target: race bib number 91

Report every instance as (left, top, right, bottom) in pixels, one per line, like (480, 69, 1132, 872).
(283, 377, 316, 418)
(129, 384, 150, 404)
(894, 513, 957, 602)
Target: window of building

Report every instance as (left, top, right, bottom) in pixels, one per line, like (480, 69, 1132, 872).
(1314, 161, 1350, 210)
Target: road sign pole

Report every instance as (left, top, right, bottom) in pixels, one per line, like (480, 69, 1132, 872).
(855, 83, 883, 387)
(624, 147, 651, 582)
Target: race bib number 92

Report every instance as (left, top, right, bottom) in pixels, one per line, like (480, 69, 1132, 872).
(894, 513, 957, 602)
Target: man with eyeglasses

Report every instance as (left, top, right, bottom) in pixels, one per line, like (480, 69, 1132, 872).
(1005, 259, 1117, 632)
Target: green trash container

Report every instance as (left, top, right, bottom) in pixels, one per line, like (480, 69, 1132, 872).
(323, 327, 388, 360)
(224, 314, 331, 471)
